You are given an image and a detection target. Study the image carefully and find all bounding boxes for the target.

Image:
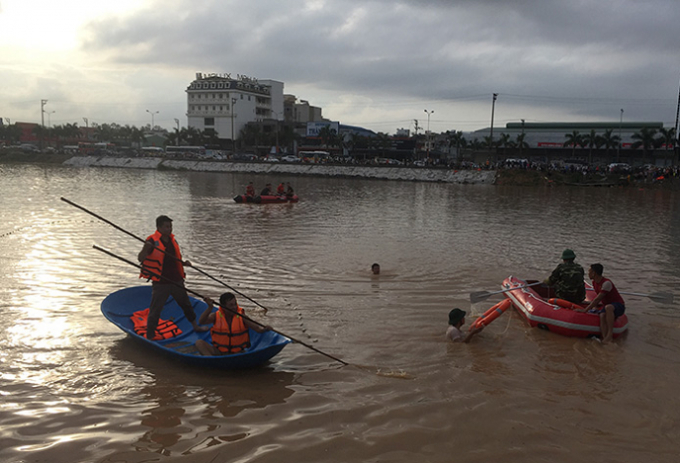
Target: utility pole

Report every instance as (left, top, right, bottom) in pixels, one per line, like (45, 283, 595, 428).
(174, 118, 180, 146)
(520, 119, 525, 158)
(413, 119, 420, 158)
(674, 76, 680, 165)
(424, 109, 434, 162)
(489, 93, 498, 161)
(618, 109, 623, 162)
(40, 99, 48, 151)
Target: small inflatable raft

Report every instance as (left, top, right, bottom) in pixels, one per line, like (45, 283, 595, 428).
(233, 195, 299, 204)
(502, 276, 628, 338)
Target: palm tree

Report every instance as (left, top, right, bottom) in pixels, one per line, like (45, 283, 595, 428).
(376, 132, 391, 157)
(497, 133, 512, 158)
(657, 127, 676, 166)
(447, 130, 466, 161)
(318, 125, 338, 150)
(600, 129, 620, 161)
(515, 133, 529, 158)
(563, 131, 583, 158)
(342, 132, 358, 158)
(581, 129, 603, 165)
(631, 127, 658, 165)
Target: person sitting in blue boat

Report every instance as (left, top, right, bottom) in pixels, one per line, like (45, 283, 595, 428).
(446, 308, 484, 343)
(195, 293, 272, 356)
(544, 248, 586, 304)
(577, 263, 626, 344)
(138, 215, 209, 340)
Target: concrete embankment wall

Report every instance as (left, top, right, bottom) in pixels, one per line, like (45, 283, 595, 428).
(63, 156, 497, 184)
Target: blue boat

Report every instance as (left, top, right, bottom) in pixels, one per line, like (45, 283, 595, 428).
(101, 286, 291, 368)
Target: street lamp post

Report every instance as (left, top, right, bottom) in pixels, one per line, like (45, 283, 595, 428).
(424, 109, 434, 161)
(489, 93, 498, 161)
(174, 118, 180, 146)
(231, 98, 237, 154)
(520, 119, 525, 158)
(272, 111, 280, 155)
(40, 99, 48, 150)
(146, 109, 159, 130)
(618, 109, 623, 162)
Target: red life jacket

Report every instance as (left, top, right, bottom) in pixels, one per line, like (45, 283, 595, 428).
(131, 308, 182, 340)
(139, 230, 185, 282)
(593, 277, 625, 306)
(211, 306, 250, 354)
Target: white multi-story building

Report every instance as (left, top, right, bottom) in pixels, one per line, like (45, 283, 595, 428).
(186, 72, 284, 142)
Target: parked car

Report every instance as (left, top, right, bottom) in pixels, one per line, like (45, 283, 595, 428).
(265, 156, 280, 162)
(19, 144, 40, 153)
(608, 163, 631, 173)
(232, 153, 258, 161)
(281, 155, 301, 163)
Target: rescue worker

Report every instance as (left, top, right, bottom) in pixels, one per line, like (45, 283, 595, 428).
(277, 182, 285, 195)
(545, 249, 586, 304)
(286, 182, 295, 198)
(195, 293, 272, 356)
(446, 308, 484, 343)
(260, 183, 273, 196)
(245, 181, 255, 197)
(579, 263, 626, 343)
(138, 215, 209, 340)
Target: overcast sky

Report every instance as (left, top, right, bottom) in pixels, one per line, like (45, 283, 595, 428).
(1, 0, 679, 134)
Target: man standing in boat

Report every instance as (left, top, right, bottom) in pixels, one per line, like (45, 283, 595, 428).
(138, 215, 209, 340)
(545, 249, 586, 303)
(195, 293, 272, 356)
(579, 263, 625, 343)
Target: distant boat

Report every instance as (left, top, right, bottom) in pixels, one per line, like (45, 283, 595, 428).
(101, 286, 291, 369)
(233, 194, 299, 204)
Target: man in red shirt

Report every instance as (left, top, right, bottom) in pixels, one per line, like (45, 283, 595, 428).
(581, 263, 626, 343)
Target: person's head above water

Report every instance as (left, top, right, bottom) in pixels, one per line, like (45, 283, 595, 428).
(371, 263, 380, 274)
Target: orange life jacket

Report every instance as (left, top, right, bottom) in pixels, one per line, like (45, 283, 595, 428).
(211, 306, 251, 354)
(131, 308, 182, 340)
(139, 230, 185, 282)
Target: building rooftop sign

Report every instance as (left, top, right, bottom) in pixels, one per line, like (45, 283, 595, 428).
(195, 72, 259, 83)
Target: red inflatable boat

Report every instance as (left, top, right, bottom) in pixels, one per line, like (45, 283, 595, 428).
(502, 276, 629, 339)
(233, 194, 299, 204)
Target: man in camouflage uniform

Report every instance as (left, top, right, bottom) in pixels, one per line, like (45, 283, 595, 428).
(545, 249, 586, 303)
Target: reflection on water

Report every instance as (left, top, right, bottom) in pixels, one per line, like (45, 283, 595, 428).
(1, 164, 680, 462)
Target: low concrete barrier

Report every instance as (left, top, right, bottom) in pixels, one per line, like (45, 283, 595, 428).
(63, 156, 496, 184)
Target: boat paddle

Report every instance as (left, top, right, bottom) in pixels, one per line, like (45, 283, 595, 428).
(92, 245, 350, 366)
(617, 290, 674, 304)
(469, 281, 543, 304)
(61, 197, 270, 314)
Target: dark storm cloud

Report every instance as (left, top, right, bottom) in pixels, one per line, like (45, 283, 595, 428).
(80, 0, 680, 124)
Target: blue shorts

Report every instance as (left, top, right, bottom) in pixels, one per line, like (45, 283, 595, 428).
(593, 302, 625, 318)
